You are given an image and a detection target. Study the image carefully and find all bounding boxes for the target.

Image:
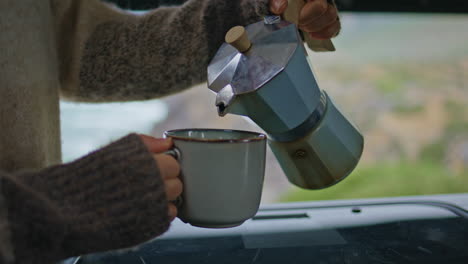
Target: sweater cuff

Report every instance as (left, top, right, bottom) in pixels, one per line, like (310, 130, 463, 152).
(253, 0, 270, 18)
(17, 134, 170, 257)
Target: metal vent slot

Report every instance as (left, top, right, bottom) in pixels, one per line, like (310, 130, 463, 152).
(252, 213, 309, 221)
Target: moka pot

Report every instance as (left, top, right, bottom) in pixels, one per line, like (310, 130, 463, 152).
(207, 15, 364, 189)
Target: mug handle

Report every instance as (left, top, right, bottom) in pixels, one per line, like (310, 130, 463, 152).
(163, 148, 183, 208)
(163, 148, 181, 160)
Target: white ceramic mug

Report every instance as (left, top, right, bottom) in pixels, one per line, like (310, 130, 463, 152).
(164, 129, 267, 228)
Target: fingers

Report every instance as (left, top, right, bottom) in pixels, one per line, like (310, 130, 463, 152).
(168, 203, 177, 222)
(155, 153, 182, 222)
(269, 0, 288, 15)
(269, 0, 340, 39)
(155, 154, 180, 179)
(166, 178, 181, 222)
(309, 18, 340, 39)
(164, 178, 183, 201)
(138, 134, 181, 222)
(300, 0, 328, 20)
(299, 0, 340, 38)
(139, 134, 173, 153)
(155, 154, 182, 201)
(299, 0, 337, 33)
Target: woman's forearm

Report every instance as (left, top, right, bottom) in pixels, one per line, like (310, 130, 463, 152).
(56, 0, 269, 102)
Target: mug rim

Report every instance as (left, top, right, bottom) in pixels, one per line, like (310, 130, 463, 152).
(164, 128, 266, 143)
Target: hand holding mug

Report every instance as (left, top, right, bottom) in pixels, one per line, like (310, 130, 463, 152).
(139, 134, 183, 222)
(140, 129, 266, 229)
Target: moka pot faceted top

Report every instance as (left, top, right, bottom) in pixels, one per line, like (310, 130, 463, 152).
(207, 20, 300, 95)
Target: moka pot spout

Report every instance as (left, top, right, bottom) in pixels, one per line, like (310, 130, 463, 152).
(215, 85, 236, 117)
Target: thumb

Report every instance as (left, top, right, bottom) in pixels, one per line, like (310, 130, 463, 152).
(138, 134, 173, 153)
(270, 0, 288, 15)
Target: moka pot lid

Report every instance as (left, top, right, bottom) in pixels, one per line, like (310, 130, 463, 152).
(207, 19, 301, 96)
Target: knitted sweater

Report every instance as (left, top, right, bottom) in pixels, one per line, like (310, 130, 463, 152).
(0, 0, 268, 263)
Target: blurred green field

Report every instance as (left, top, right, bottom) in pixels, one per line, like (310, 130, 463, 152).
(280, 161, 468, 202)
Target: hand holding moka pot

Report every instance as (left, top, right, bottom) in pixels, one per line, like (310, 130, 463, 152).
(282, 0, 336, 52)
(207, 0, 364, 189)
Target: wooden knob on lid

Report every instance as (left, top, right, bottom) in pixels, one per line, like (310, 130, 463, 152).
(225, 26, 252, 53)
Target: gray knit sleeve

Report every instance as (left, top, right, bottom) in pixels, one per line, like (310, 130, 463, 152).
(61, 0, 269, 102)
(0, 134, 170, 264)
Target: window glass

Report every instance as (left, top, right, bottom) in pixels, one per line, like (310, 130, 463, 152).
(61, 13, 468, 203)
(60, 100, 167, 162)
